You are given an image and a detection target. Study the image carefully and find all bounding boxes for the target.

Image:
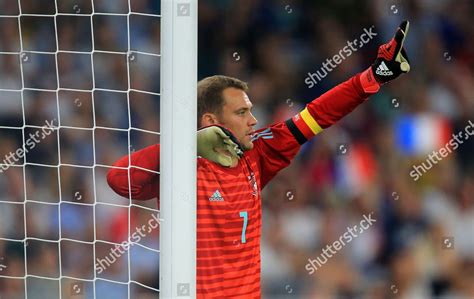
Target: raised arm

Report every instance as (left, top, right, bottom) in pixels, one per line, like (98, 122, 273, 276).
(255, 21, 411, 187)
(252, 72, 370, 188)
(107, 144, 160, 201)
(286, 72, 371, 143)
(289, 20, 411, 142)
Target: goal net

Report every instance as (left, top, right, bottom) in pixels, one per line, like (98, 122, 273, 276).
(0, 0, 196, 298)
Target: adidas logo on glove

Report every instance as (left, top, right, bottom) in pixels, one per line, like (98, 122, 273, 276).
(360, 20, 411, 91)
(375, 61, 393, 76)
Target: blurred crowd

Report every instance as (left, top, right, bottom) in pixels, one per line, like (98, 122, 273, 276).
(0, 0, 473, 298)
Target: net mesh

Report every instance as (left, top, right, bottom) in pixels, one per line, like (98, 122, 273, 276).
(0, 0, 161, 298)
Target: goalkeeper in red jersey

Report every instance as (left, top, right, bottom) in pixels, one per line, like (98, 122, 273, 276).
(107, 21, 410, 298)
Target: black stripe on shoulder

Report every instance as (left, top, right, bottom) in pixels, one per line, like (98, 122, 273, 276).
(285, 119, 307, 145)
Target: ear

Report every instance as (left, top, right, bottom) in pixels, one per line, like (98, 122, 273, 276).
(200, 113, 219, 127)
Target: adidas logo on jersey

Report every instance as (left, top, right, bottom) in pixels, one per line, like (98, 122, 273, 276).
(375, 61, 393, 76)
(209, 190, 224, 201)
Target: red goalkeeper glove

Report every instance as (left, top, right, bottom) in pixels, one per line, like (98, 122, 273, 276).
(360, 20, 411, 93)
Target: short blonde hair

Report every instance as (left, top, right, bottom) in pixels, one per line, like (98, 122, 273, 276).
(197, 75, 248, 127)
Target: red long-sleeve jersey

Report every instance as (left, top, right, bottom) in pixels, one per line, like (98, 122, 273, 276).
(107, 73, 373, 298)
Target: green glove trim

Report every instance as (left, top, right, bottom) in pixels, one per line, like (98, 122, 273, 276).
(197, 125, 243, 167)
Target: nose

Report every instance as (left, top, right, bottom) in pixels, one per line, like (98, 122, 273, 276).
(249, 112, 257, 127)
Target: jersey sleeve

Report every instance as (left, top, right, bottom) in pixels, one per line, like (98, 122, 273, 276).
(106, 144, 160, 200)
(254, 72, 376, 188)
(251, 122, 301, 189)
(286, 72, 374, 143)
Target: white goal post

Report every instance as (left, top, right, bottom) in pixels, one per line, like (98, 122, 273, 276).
(160, 0, 197, 298)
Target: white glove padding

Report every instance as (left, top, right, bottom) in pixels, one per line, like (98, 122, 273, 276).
(197, 125, 243, 167)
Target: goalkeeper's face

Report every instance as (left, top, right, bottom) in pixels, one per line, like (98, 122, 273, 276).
(218, 87, 257, 151)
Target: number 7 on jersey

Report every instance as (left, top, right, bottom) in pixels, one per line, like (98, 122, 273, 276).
(239, 211, 248, 244)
